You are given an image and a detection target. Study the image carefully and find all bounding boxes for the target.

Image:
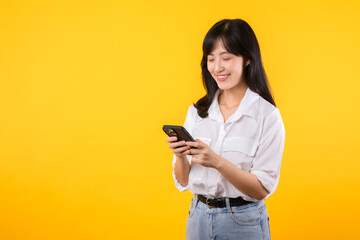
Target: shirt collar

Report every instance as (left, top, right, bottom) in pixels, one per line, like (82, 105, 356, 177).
(207, 87, 260, 123)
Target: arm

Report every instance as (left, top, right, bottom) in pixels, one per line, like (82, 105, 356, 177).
(169, 105, 195, 191)
(214, 155, 269, 200)
(174, 155, 191, 187)
(185, 139, 268, 200)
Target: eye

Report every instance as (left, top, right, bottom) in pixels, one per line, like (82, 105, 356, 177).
(208, 59, 214, 62)
(223, 58, 231, 61)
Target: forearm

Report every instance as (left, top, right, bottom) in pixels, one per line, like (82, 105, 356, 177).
(215, 155, 269, 200)
(174, 155, 191, 187)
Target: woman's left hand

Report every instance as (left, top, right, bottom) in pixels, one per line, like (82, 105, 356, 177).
(185, 139, 221, 169)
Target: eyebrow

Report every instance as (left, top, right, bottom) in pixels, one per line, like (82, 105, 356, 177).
(208, 52, 231, 56)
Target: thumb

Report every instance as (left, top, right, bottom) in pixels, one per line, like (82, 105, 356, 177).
(195, 138, 204, 147)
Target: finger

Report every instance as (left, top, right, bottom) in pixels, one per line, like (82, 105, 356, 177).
(184, 149, 191, 155)
(169, 141, 186, 149)
(195, 138, 202, 142)
(173, 145, 191, 154)
(188, 148, 200, 155)
(166, 136, 178, 143)
(185, 141, 200, 148)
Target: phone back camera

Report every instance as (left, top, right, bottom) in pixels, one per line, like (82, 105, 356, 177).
(166, 129, 177, 137)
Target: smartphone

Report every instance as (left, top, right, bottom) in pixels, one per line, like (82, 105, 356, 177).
(162, 125, 195, 142)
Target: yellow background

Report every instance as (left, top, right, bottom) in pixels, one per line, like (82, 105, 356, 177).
(1, 0, 359, 239)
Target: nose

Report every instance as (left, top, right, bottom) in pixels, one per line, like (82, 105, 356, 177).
(214, 59, 224, 73)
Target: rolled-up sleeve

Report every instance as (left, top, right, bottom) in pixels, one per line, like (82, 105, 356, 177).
(172, 105, 194, 192)
(172, 154, 191, 191)
(250, 108, 285, 199)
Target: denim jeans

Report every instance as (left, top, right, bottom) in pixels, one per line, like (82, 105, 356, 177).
(186, 195, 271, 240)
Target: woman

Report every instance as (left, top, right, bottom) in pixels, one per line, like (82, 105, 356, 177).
(166, 18, 285, 240)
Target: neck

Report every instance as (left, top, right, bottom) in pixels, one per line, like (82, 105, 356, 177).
(218, 83, 248, 108)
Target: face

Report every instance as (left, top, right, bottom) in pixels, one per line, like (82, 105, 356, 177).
(207, 38, 249, 91)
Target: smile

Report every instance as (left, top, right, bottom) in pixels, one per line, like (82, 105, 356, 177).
(217, 74, 230, 81)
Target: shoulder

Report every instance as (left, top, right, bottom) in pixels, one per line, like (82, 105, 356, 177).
(255, 94, 284, 129)
(258, 95, 276, 114)
(186, 104, 201, 120)
(182, 104, 201, 133)
(256, 94, 280, 117)
(188, 104, 197, 113)
(183, 104, 204, 131)
(253, 95, 285, 141)
(183, 104, 198, 126)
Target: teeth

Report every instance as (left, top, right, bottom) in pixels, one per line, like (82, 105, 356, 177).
(218, 75, 229, 79)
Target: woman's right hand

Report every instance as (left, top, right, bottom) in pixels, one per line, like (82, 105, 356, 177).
(166, 137, 191, 157)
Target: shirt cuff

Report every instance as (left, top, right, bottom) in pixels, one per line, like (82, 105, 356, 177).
(251, 170, 275, 199)
(172, 170, 189, 192)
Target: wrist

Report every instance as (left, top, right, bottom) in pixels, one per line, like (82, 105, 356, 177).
(214, 154, 225, 170)
(176, 155, 188, 161)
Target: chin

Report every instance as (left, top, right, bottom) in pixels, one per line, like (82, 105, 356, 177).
(217, 80, 245, 91)
(216, 82, 235, 91)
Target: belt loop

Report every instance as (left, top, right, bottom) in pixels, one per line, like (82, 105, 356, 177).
(194, 194, 198, 206)
(225, 197, 231, 213)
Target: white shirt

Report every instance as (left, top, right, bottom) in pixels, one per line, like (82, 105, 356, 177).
(172, 87, 285, 201)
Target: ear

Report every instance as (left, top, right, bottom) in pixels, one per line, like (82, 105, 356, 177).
(245, 59, 250, 67)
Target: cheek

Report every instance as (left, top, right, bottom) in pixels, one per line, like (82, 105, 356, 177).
(230, 64, 244, 76)
(207, 66, 217, 79)
(207, 63, 213, 73)
(229, 61, 241, 70)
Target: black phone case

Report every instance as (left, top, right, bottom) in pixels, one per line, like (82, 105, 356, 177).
(162, 125, 195, 142)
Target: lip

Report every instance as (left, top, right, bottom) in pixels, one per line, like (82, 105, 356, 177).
(216, 74, 230, 82)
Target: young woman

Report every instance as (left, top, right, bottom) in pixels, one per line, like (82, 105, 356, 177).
(166, 18, 285, 240)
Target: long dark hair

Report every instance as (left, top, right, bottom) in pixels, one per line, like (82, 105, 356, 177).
(194, 19, 276, 118)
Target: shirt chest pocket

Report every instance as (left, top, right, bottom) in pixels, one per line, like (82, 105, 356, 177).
(222, 137, 259, 171)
